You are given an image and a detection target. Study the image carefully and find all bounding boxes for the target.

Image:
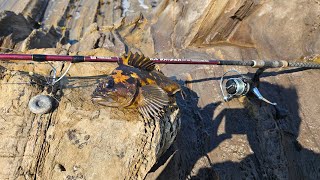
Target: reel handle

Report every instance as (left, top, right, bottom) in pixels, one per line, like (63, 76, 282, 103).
(252, 87, 277, 106)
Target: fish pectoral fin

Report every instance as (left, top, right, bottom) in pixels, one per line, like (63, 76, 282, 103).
(138, 85, 169, 120)
(121, 51, 156, 71)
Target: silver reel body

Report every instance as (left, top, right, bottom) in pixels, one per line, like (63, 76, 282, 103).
(220, 69, 277, 106)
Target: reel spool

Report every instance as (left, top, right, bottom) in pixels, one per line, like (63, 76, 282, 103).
(225, 78, 250, 98)
(220, 70, 250, 102)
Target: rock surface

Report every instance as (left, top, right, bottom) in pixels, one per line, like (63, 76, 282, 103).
(0, 63, 180, 180)
(0, 0, 320, 179)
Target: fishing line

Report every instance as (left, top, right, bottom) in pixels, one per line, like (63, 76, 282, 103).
(53, 62, 72, 85)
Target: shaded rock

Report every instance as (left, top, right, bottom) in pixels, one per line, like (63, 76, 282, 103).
(69, 23, 127, 54)
(70, 24, 102, 52)
(97, 31, 127, 55)
(190, 0, 259, 46)
(21, 27, 61, 51)
(0, 11, 33, 49)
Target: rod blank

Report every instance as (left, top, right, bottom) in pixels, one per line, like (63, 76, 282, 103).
(0, 53, 320, 69)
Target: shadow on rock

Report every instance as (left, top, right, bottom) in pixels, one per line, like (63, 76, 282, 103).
(150, 81, 320, 179)
(148, 86, 228, 179)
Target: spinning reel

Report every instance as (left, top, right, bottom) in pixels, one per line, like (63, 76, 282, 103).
(220, 68, 289, 119)
(220, 69, 277, 106)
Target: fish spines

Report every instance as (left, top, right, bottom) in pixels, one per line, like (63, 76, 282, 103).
(121, 51, 156, 71)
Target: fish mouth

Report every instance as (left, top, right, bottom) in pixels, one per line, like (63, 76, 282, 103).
(91, 93, 119, 106)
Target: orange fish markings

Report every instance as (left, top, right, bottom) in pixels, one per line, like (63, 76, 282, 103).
(146, 78, 156, 85)
(130, 72, 139, 79)
(112, 70, 130, 84)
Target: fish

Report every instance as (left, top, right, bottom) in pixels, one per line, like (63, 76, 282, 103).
(92, 52, 181, 119)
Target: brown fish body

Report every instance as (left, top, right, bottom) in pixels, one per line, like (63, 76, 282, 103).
(92, 52, 180, 119)
(112, 65, 180, 95)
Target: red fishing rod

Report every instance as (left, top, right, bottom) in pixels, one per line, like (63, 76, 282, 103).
(1, 53, 320, 69)
(1, 53, 319, 115)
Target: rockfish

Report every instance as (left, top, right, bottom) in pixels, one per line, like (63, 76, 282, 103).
(92, 52, 180, 119)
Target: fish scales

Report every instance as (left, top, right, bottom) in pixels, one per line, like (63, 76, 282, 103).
(92, 52, 180, 119)
(112, 65, 179, 94)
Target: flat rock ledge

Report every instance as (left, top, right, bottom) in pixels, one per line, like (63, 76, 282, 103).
(0, 65, 180, 180)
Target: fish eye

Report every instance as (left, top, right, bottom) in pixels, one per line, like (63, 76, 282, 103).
(106, 79, 114, 88)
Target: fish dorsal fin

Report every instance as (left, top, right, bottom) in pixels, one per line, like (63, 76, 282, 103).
(138, 85, 169, 119)
(121, 51, 156, 71)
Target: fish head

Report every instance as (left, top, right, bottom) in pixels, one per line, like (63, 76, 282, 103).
(92, 76, 137, 107)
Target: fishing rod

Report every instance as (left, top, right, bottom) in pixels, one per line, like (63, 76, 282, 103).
(0, 53, 319, 116)
(1, 53, 320, 69)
